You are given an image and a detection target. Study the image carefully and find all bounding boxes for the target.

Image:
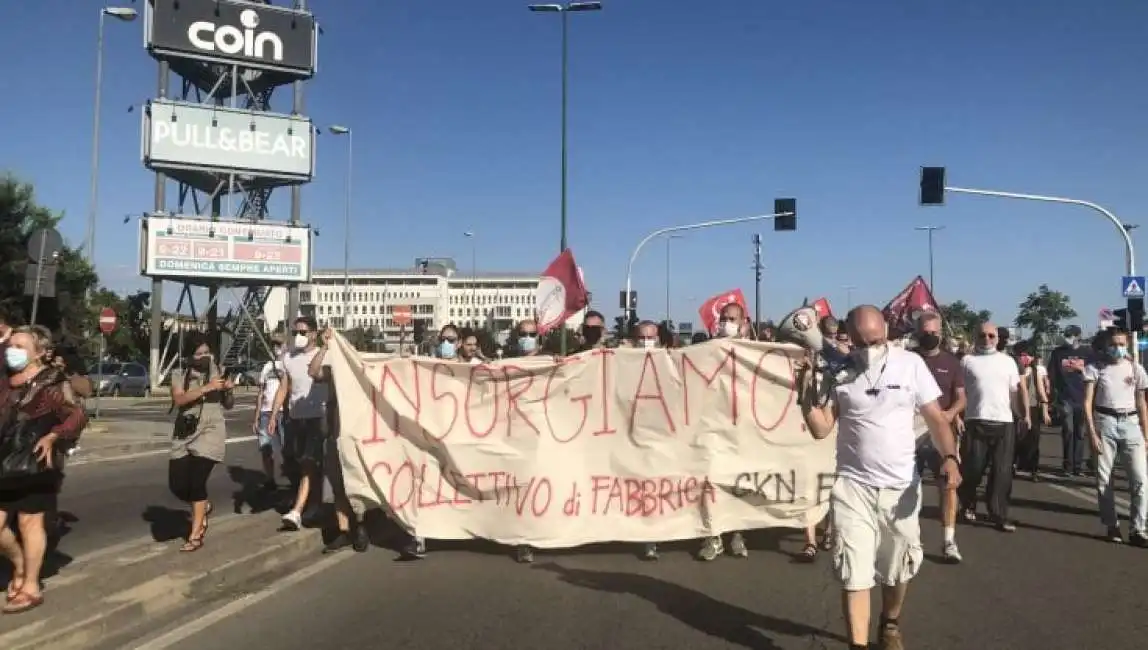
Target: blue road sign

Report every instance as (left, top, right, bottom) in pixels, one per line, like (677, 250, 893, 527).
(1122, 276, 1146, 299)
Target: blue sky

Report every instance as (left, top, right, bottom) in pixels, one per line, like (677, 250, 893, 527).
(4, 0, 1148, 330)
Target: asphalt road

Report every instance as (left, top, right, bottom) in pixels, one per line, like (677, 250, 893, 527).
(48, 399, 278, 569)
(150, 431, 1148, 650)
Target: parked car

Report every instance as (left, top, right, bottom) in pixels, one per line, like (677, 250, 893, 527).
(89, 362, 150, 397)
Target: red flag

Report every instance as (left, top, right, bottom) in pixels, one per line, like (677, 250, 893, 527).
(535, 249, 589, 334)
(811, 297, 832, 320)
(882, 276, 938, 336)
(698, 289, 749, 334)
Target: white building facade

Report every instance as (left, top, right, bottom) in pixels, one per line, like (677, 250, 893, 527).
(261, 258, 585, 348)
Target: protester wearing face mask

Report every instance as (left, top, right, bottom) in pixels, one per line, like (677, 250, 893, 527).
(1048, 325, 1092, 476)
(698, 302, 750, 561)
(268, 317, 331, 534)
(437, 325, 460, 361)
(577, 310, 607, 353)
(958, 323, 1027, 533)
(1082, 329, 1148, 546)
(0, 326, 86, 613)
(512, 319, 541, 359)
(633, 320, 660, 350)
(168, 338, 234, 553)
(800, 306, 958, 650)
(252, 338, 286, 492)
(914, 312, 967, 563)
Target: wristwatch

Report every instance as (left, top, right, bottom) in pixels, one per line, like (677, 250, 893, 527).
(941, 454, 959, 465)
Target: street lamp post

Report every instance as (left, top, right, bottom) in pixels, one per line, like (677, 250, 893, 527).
(528, 1, 602, 256)
(86, 6, 138, 263)
(623, 207, 797, 324)
(914, 225, 944, 295)
(464, 231, 477, 327)
(329, 125, 353, 330)
(920, 167, 1139, 361)
(664, 234, 682, 324)
(843, 285, 856, 310)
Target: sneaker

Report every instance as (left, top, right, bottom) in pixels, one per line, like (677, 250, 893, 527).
(728, 532, 748, 558)
(995, 519, 1017, 533)
(1106, 526, 1125, 544)
(278, 510, 302, 532)
(697, 536, 723, 561)
(942, 540, 963, 564)
(641, 543, 659, 561)
(322, 533, 352, 554)
(878, 619, 905, 650)
(352, 525, 370, 553)
(402, 536, 427, 559)
(959, 508, 977, 524)
(1130, 532, 1148, 548)
(515, 545, 534, 564)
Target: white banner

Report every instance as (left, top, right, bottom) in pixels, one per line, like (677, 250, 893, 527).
(328, 334, 836, 549)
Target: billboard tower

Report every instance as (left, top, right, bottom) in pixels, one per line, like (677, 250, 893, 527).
(139, 0, 318, 385)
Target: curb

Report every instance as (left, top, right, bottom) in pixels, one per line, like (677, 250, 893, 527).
(0, 518, 323, 650)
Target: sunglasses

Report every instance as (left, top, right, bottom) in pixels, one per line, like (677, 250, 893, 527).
(519, 332, 538, 338)
(977, 333, 998, 340)
(293, 329, 311, 336)
(440, 336, 458, 343)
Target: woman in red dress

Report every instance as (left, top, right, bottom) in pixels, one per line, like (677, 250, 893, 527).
(0, 326, 87, 613)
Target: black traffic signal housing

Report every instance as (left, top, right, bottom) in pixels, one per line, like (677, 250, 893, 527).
(412, 319, 426, 342)
(612, 315, 626, 340)
(920, 167, 946, 206)
(1122, 298, 1146, 332)
(773, 198, 797, 232)
(627, 313, 640, 337)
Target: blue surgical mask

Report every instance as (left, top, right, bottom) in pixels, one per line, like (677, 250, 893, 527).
(518, 336, 537, 353)
(438, 341, 457, 359)
(1109, 346, 1128, 359)
(5, 347, 29, 372)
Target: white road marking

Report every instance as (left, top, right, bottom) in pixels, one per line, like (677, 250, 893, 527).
(129, 549, 355, 649)
(69, 436, 259, 467)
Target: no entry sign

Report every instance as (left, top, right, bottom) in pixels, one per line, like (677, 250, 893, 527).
(99, 307, 118, 335)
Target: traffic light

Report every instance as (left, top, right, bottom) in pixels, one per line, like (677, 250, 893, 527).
(773, 198, 797, 232)
(1129, 298, 1145, 331)
(920, 167, 946, 206)
(412, 319, 426, 342)
(612, 315, 626, 340)
(627, 313, 639, 336)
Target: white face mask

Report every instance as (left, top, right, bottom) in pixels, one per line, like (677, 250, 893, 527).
(851, 343, 888, 370)
(639, 338, 657, 349)
(293, 334, 310, 350)
(718, 321, 740, 338)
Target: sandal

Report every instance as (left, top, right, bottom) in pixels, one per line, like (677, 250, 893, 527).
(5, 575, 24, 602)
(798, 543, 818, 562)
(179, 536, 205, 553)
(3, 591, 44, 614)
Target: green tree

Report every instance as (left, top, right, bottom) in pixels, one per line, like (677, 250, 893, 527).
(0, 174, 98, 335)
(1015, 284, 1077, 349)
(939, 301, 993, 340)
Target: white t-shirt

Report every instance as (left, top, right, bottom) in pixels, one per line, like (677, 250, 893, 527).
(961, 352, 1020, 423)
(1083, 360, 1148, 411)
(258, 359, 286, 413)
(283, 348, 330, 420)
(833, 346, 942, 489)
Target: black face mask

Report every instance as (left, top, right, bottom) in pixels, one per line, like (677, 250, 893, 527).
(191, 356, 212, 373)
(582, 326, 603, 346)
(917, 333, 941, 351)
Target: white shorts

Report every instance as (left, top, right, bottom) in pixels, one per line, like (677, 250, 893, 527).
(830, 475, 923, 591)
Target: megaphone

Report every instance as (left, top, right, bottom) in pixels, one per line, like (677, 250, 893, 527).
(776, 305, 824, 353)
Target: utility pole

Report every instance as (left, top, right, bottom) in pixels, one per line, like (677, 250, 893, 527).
(752, 233, 763, 328)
